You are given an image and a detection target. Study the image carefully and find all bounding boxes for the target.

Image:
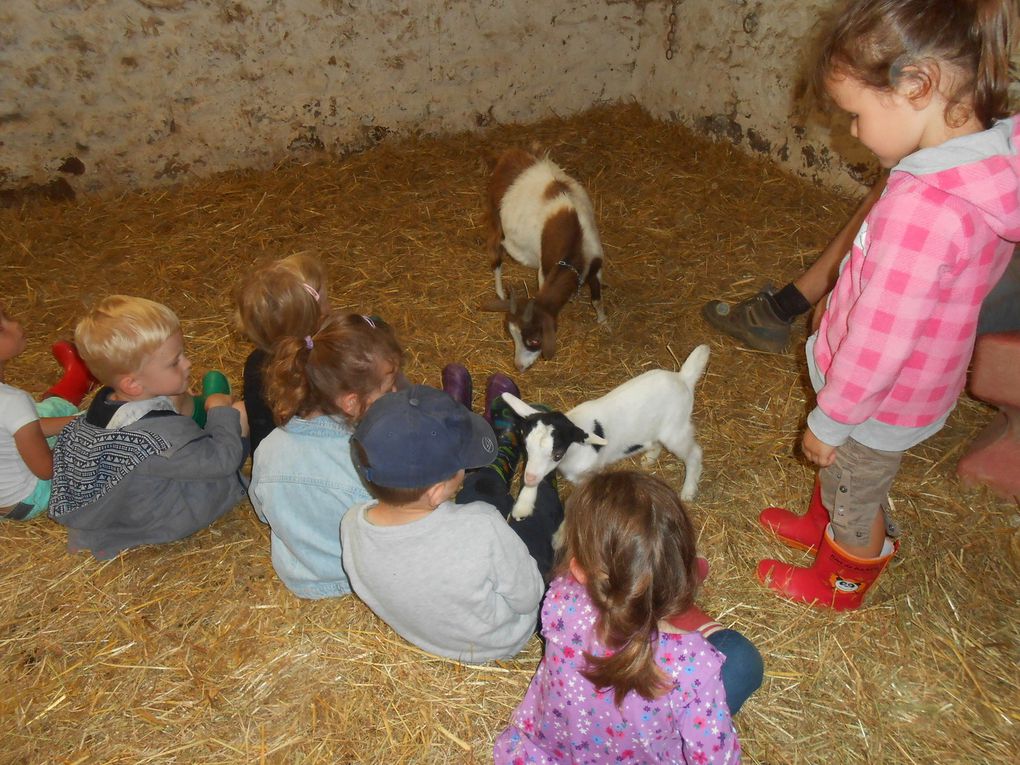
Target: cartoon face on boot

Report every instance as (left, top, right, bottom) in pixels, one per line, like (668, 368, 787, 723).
(831, 575, 862, 593)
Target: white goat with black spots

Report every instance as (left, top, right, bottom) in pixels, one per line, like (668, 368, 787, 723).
(502, 344, 710, 519)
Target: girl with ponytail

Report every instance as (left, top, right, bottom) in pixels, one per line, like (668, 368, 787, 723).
(235, 253, 331, 454)
(496, 470, 757, 764)
(248, 311, 403, 599)
(758, 0, 1020, 611)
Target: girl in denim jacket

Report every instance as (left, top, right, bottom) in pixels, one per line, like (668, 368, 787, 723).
(249, 311, 404, 599)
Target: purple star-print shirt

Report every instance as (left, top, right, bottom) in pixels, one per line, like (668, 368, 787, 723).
(495, 574, 741, 764)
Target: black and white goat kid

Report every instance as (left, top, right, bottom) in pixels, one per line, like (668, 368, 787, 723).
(501, 344, 710, 519)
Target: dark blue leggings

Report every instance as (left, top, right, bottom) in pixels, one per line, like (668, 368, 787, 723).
(707, 628, 764, 715)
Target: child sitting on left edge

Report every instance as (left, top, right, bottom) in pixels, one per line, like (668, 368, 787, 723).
(49, 296, 248, 560)
(1, 305, 95, 521)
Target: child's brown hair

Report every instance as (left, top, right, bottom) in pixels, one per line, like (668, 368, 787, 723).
(235, 253, 328, 351)
(814, 0, 1015, 128)
(562, 469, 698, 706)
(264, 312, 403, 425)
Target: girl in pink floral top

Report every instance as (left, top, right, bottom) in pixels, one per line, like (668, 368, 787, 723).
(495, 471, 741, 764)
(757, 0, 1020, 611)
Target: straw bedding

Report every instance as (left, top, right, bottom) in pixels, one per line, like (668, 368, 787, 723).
(1, 103, 1017, 764)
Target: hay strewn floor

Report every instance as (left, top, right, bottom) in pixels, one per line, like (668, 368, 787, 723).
(1, 104, 1017, 764)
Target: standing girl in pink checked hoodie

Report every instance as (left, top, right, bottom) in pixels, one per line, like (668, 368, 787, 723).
(757, 0, 1020, 610)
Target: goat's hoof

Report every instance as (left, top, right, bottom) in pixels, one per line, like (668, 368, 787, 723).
(680, 489, 697, 502)
(511, 505, 535, 521)
(640, 448, 661, 467)
(551, 523, 565, 550)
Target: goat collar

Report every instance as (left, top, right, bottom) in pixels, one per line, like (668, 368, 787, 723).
(556, 259, 583, 296)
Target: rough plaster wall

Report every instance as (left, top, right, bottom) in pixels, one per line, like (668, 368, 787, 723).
(0, 0, 646, 192)
(3, 1, 1016, 195)
(634, 0, 877, 193)
(636, 0, 1020, 193)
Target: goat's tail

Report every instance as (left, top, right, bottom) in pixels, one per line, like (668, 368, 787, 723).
(679, 344, 710, 388)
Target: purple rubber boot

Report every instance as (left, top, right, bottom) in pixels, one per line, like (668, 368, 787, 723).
(484, 373, 521, 425)
(441, 363, 473, 410)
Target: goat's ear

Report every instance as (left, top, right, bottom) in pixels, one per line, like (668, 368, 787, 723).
(480, 298, 511, 313)
(583, 432, 608, 447)
(501, 392, 539, 418)
(540, 313, 556, 359)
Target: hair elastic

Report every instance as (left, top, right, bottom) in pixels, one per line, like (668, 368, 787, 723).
(302, 283, 320, 302)
(305, 335, 314, 349)
(362, 315, 377, 329)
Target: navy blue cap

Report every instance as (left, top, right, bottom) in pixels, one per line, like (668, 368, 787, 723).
(353, 384, 497, 488)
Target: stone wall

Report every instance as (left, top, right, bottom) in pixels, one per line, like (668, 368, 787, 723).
(5, 1, 1013, 196)
(635, 0, 877, 192)
(1, 0, 647, 193)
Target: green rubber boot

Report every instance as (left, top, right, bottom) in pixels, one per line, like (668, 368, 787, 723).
(191, 370, 231, 428)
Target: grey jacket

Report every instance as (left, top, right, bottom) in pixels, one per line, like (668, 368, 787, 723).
(50, 388, 247, 559)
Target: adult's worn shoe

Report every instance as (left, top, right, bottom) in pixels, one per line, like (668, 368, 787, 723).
(702, 288, 791, 354)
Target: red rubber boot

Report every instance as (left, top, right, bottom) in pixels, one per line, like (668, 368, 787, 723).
(758, 480, 829, 553)
(756, 526, 898, 611)
(44, 341, 98, 406)
(665, 557, 722, 636)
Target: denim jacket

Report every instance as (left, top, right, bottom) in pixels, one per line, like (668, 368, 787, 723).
(249, 415, 370, 599)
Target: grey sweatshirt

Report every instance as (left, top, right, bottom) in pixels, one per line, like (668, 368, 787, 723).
(340, 499, 544, 663)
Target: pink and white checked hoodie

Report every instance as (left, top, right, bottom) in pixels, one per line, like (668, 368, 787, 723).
(811, 117, 1020, 446)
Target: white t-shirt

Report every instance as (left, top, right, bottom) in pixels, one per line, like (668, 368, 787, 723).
(0, 383, 40, 506)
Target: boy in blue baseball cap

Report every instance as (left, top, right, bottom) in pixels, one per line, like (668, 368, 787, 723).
(341, 384, 562, 663)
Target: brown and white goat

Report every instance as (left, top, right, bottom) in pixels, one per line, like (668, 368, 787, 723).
(482, 148, 606, 372)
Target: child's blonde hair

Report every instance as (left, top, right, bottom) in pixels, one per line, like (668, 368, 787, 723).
(75, 296, 180, 385)
(235, 253, 328, 351)
(264, 311, 403, 425)
(563, 470, 698, 706)
(815, 0, 1015, 128)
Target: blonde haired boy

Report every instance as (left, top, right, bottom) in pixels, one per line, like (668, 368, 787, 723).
(50, 296, 248, 559)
